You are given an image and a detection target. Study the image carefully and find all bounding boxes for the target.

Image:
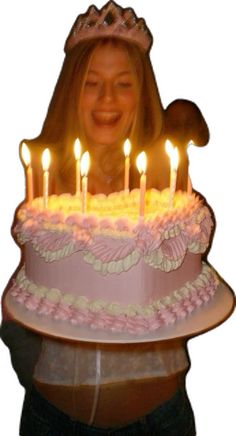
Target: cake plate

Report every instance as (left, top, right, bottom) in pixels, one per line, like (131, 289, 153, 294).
(5, 282, 234, 344)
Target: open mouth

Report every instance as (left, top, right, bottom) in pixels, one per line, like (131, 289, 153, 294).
(92, 111, 121, 126)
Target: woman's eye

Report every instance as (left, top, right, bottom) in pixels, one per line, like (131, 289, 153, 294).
(116, 81, 132, 88)
(85, 80, 99, 87)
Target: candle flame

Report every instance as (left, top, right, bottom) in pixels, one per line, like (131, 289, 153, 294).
(123, 139, 131, 157)
(188, 140, 195, 147)
(81, 151, 90, 177)
(165, 139, 174, 157)
(21, 142, 31, 167)
(42, 148, 51, 171)
(74, 138, 81, 160)
(136, 151, 147, 174)
(165, 140, 179, 171)
(187, 140, 194, 156)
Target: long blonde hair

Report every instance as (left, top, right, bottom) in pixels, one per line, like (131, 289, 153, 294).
(36, 38, 163, 143)
(26, 37, 164, 193)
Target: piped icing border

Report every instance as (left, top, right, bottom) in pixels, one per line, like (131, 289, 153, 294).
(15, 190, 213, 274)
(10, 263, 219, 334)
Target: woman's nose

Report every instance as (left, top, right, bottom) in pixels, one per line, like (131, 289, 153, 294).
(99, 82, 115, 102)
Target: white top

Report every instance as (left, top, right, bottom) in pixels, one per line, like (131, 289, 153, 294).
(33, 338, 189, 385)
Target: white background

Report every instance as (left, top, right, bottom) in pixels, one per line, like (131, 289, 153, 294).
(0, 1, 235, 435)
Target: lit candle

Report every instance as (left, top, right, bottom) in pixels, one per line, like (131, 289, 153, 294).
(21, 142, 33, 202)
(136, 151, 147, 218)
(74, 138, 82, 196)
(165, 140, 179, 208)
(80, 151, 90, 214)
(187, 140, 194, 195)
(187, 175, 192, 196)
(123, 139, 131, 192)
(42, 148, 51, 208)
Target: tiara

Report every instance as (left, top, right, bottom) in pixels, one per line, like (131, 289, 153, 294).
(64, 1, 153, 53)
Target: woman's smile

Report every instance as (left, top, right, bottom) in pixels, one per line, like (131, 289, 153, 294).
(92, 111, 121, 126)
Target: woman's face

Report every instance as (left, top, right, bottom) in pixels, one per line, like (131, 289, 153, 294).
(80, 41, 138, 147)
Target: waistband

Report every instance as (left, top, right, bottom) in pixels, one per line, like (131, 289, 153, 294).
(33, 374, 183, 427)
(22, 383, 195, 435)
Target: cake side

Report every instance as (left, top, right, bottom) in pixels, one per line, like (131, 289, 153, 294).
(10, 263, 219, 333)
(24, 245, 202, 304)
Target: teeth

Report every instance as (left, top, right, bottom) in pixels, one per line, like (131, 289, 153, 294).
(93, 111, 120, 124)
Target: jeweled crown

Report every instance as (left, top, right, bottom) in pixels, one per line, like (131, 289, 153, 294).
(65, 1, 153, 53)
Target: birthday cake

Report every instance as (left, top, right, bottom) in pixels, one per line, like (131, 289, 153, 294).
(9, 189, 219, 334)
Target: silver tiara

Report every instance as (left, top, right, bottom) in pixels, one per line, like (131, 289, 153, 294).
(65, 1, 153, 53)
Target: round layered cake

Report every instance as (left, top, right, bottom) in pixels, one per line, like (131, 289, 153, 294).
(9, 189, 219, 334)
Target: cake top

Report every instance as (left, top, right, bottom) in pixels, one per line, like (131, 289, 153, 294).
(15, 189, 213, 274)
(18, 189, 200, 228)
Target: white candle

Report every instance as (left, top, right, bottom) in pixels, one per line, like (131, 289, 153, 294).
(80, 151, 90, 214)
(123, 139, 131, 192)
(74, 138, 82, 196)
(42, 148, 51, 208)
(136, 151, 147, 218)
(165, 140, 179, 208)
(21, 142, 33, 202)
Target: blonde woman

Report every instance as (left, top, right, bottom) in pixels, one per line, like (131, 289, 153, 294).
(1, 2, 210, 435)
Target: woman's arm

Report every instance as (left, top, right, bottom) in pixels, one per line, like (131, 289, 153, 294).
(1, 320, 42, 390)
(1, 275, 42, 390)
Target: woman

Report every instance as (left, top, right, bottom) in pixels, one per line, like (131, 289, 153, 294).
(24, 39, 168, 196)
(1, 2, 209, 434)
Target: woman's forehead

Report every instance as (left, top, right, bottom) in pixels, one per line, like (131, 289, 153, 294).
(87, 41, 133, 76)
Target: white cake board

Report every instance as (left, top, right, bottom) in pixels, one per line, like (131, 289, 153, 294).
(5, 282, 234, 344)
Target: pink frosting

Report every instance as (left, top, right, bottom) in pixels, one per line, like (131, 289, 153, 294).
(89, 235, 136, 262)
(24, 247, 202, 306)
(14, 289, 30, 304)
(24, 295, 42, 311)
(38, 300, 56, 316)
(54, 304, 74, 321)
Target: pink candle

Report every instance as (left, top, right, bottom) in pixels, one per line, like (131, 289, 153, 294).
(165, 140, 179, 209)
(136, 151, 147, 218)
(80, 151, 90, 214)
(21, 142, 33, 202)
(123, 139, 131, 192)
(74, 138, 82, 196)
(27, 166, 33, 202)
(187, 141, 193, 195)
(187, 175, 192, 195)
(169, 163, 178, 208)
(42, 148, 51, 208)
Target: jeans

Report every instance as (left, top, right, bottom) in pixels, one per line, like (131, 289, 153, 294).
(20, 385, 196, 436)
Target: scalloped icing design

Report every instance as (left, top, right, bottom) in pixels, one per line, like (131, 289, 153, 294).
(10, 262, 219, 334)
(14, 190, 214, 273)
(82, 248, 141, 275)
